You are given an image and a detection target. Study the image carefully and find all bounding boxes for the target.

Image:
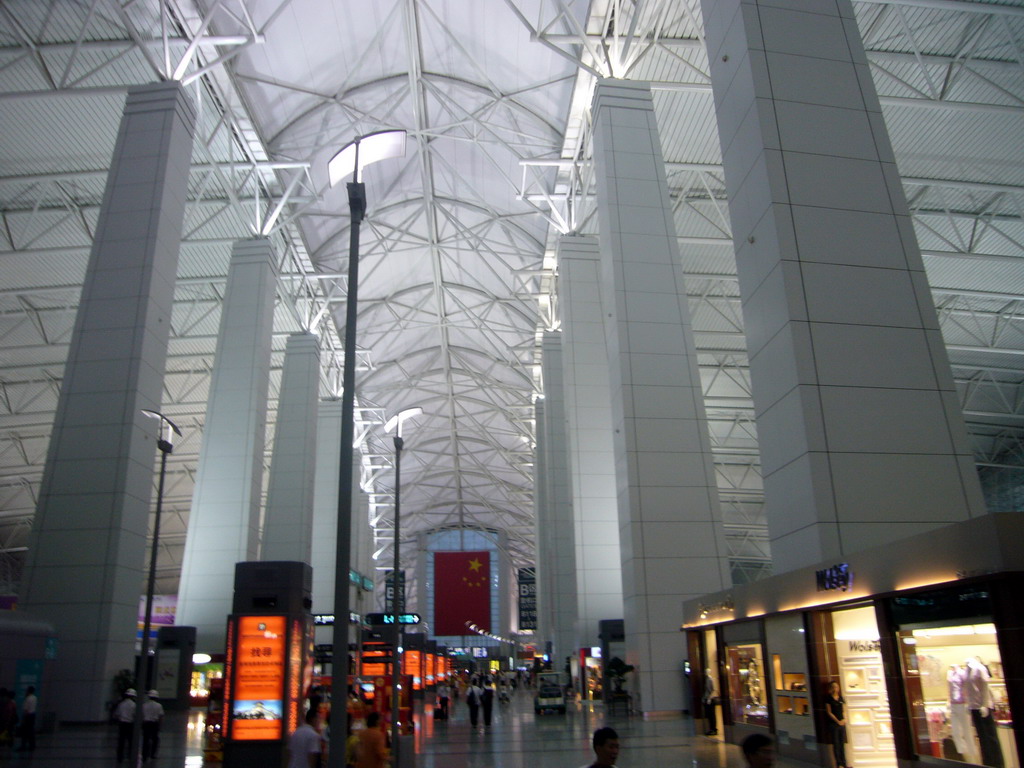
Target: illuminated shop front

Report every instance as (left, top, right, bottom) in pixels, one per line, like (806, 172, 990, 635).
(683, 513, 1023, 768)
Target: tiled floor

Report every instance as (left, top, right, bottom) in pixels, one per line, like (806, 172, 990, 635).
(0, 689, 809, 768)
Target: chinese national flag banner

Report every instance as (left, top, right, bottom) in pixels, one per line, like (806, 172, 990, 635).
(434, 551, 490, 635)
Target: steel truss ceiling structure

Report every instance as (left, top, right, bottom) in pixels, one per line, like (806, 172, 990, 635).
(1, 0, 1022, 603)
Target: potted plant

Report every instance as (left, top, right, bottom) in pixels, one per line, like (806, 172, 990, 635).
(606, 657, 634, 695)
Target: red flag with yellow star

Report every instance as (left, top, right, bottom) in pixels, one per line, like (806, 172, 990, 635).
(434, 551, 490, 635)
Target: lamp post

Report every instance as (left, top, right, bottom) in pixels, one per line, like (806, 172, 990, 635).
(384, 407, 422, 768)
(326, 130, 407, 768)
(134, 409, 181, 768)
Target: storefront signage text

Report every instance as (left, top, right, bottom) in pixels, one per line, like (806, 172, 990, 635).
(816, 563, 853, 592)
(848, 640, 881, 653)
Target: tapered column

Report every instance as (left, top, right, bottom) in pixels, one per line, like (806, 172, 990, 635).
(18, 82, 196, 722)
(591, 79, 731, 714)
(540, 332, 578, 666)
(176, 237, 277, 651)
(262, 332, 321, 563)
(310, 401, 370, 614)
(557, 236, 624, 650)
(533, 399, 553, 652)
(702, 0, 987, 571)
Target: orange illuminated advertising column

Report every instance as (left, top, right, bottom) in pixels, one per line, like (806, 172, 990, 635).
(230, 616, 287, 741)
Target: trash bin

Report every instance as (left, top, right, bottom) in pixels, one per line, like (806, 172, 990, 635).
(397, 733, 415, 768)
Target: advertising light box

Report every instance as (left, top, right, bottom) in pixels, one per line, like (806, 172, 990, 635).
(230, 616, 286, 741)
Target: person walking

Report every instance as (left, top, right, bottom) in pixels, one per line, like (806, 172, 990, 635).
(142, 690, 164, 761)
(826, 681, 849, 768)
(481, 679, 495, 727)
(0, 688, 17, 749)
(436, 681, 450, 720)
(15, 685, 36, 752)
(287, 709, 322, 768)
(581, 727, 620, 768)
(113, 688, 137, 763)
(741, 734, 776, 768)
(466, 679, 482, 727)
(355, 711, 388, 768)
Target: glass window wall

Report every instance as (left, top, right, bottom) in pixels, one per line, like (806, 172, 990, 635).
(726, 642, 769, 727)
(897, 622, 1017, 768)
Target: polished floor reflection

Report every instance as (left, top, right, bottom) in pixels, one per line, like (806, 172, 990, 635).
(0, 687, 810, 768)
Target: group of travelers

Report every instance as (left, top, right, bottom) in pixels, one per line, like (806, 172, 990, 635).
(287, 705, 390, 768)
(435, 671, 520, 728)
(0, 685, 35, 752)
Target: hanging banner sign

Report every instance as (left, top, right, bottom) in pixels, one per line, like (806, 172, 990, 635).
(231, 616, 286, 741)
(518, 568, 537, 631)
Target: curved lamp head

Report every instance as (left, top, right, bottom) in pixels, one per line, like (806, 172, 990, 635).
(328, 130, 408, 186)
(384, 407, 423, 439)
(141, 409, 182, 444)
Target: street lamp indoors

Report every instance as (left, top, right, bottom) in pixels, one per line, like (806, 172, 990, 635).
(325, 131, 407, 768)
(135, 409, 181, 768)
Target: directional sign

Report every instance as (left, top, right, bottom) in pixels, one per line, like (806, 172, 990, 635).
(365, 612, 421, 626)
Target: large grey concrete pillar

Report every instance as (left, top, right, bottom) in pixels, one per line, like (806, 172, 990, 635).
(176, 237, 277, 651)
(701, 0, 987, 571)
(311, 400, 343, 614)
(556, 236, 624, 650)
(262, 331, 321, 563)
(540, 331, 578, 667)
(533, 398, 553, 653)
(18, 82, 196, 722)
(310, 400, 369, 635)
(591, 79, 731, 714)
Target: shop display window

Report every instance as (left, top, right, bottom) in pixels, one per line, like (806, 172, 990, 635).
(726, 642, 769, 727)
(896, 622, 1017, 768)
(831, 606, 898, 766)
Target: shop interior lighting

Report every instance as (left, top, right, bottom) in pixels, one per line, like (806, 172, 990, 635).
(913, 623, 996, 638)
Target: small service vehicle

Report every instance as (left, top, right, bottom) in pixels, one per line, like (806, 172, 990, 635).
(533, 674, 566, 714)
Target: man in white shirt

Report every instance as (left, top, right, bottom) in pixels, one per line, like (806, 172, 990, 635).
(113, 689, 136, 763)
(437, 682, 450, 720)
(16, 686, 37, 752)
(287, 708, 322, 768)
(466, 679, 483, 727)
(142, 690, 165, 760)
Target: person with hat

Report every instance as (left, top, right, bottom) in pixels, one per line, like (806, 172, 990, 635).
(142, 690, 164, 761)
(113, 688, 137, 763)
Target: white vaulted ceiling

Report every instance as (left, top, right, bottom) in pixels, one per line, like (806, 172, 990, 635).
(1, 0, 1022, 603)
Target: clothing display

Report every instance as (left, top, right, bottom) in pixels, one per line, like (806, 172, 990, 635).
(964, 659, 1003, 768)
(947, 666, 974, 761)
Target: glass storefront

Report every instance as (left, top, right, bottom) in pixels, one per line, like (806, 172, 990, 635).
(765, 614, 813, 747)
(725, 641, 769, 727)
(892, 587, 1018, 768)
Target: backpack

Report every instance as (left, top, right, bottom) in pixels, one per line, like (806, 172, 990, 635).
(467, 687, 479, 705)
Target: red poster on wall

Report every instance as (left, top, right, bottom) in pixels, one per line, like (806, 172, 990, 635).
(434, 551, 490, 635)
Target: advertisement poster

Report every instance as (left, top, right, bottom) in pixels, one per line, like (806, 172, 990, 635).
(136, 595, 177, 645)
(231, 616, 286, 741)
(155, 651, 180, 700)
(518, 568, 537, 631)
